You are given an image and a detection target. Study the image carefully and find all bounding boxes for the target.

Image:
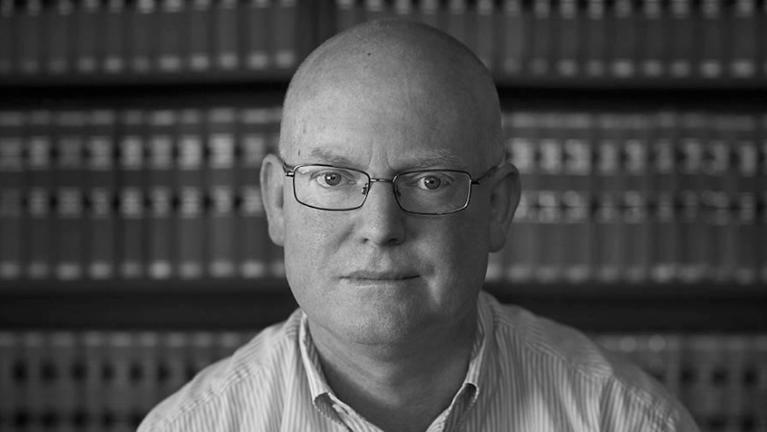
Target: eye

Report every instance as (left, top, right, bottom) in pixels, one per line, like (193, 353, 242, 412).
(310, 169, 357, 188)
(411, 172, 453, 191)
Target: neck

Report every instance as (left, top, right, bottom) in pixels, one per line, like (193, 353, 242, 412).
(309, 314, 477, 432)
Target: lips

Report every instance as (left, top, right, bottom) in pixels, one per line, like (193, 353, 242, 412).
(342, 270, 419, 281)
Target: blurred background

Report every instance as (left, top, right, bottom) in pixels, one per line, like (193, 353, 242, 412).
(0, 0, 766, 431)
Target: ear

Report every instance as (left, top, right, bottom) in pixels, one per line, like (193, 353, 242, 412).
(260, 153, 286, 246)
(487, 162, 520, 253)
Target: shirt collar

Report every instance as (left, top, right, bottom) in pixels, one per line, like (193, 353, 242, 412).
(297, 292, 499, 424)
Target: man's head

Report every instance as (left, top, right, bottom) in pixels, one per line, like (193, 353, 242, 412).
(261, 19, 519, 349)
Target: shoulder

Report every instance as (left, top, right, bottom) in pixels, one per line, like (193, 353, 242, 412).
(481, 293, 698, 431)
(137, 310, 304, 432)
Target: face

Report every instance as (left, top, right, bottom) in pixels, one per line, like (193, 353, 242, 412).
(262, 66, 513, 350)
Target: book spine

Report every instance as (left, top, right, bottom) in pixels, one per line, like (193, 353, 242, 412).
(159, 333, 190, 399)
(500, 0, 525, 78)
(187, 0, 212, 73)
(85, 110, 118, 280)
(0, 332, 18, 429)
(157, 0, 185, 74)
(104, 333, 136, 431)
(236, 108, 270, 279)
(243, 0, 269, 72)
(649, 112, 679, 282)
(639, 0, 665, 78)
(669, 0, 694, 79)
(75, 0, 101, 75)
(147, 109, 177, 280)
(610, 0, 638, 78)
(555, 0, 579, 78)
(528, 0, 551, 77)
(129, 0, 156, 74)
(45, 0, 74, 76)
(505, 111, 538, 282)
(117, 110, 147, 279)
(81, 332, 106, 432)
(584, 0, 607, 78)
(46, 332, 80, 429)
(206, 108, 238, 278)
(103, 0, 127, 75)
(19, 333, 46, 430)
(176, 109, 206, 280)
(134, 332, 161, 419)
(560, 113, 594, 282)
(594, 113, 624, 282)
(0, 111, 24, 280)
(698, 0, 725, 79)
(730, 0, 757, 79)
(677, 113, 706, 282)
(733, 116, 758, 284)
(54, 111, 87, 280)
(0, 0, 13, 75)
(18, 0, 43, 76)
(25, 111, 54, 280)
(536, 113, 565, 282)
(622, 115, 651, 282)
(214, 0, 240, 72)
(273, 0, 297, 70)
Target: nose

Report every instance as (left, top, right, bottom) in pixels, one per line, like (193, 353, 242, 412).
(355, 179, 406, 246)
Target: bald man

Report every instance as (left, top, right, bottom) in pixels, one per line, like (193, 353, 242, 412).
(138, 20, 699, 432)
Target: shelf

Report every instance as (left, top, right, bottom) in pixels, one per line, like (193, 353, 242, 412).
(1, 280, 764, 333)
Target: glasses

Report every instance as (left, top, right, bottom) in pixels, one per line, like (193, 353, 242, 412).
(280, 157, 500, 215)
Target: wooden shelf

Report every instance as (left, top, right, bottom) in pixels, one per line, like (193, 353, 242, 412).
(1, 280, 764, 333)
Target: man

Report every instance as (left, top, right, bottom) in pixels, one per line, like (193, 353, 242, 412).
(139, 20, 699, 432)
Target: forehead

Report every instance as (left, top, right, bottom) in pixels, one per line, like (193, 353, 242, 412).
(282, 84, 485, 170)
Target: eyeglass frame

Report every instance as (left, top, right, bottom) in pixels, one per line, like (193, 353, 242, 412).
(279, 156, 503, 215)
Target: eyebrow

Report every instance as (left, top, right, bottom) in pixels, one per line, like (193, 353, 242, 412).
(306, 147, 469, 171)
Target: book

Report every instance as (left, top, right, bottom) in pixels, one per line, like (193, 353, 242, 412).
(610, 0, 638, 78)
(0, 111, 24, 280)
(85, 110, 118, 280)
(669, 0, 694, 78)
(593, 114, 624, 282)
(82, 331, 107, 432)
(698, 0, 725, 79)
(103, 0, 127, 74)
(187, 0, 212, 72)
(555, 0, 579, 78)
(75, 0, 101, 74)
(648, 112, 679, 282)
(54, 111, 87, 280)
(117, 110, 147, 279)
(147, 110, 177, 280)
(46, 332, 80, 431)
(639, 0, 666, 78)
(26, 111, 54, 280)
(0, 332, 18, 430)
(243, 0, 270, 72)
(157, 0, 185, 73)
(677, 114, 706, 282)
(177, 109, 206, 280)
(133, 332, 161, 423)
(500, 0, 525, 77)
(214, 0, 239, 72)
(18, 0, 43, 76)
(206, 108, 238, 278)
(103, 332, 136, 431)
(528, 0, 551, 77)
(0, 0, 13, 75)
(129, 0, 156, 74)
(45, 0, 74, 76)
(273, 0, 297, 70)
(729, 0, 757, 79)
(622, 115, 651, 282)
(237, 108, 270, 279)
(583, 0, 607, 78)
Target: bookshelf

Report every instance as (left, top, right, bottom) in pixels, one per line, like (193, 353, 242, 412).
(1, 1, 767, 431)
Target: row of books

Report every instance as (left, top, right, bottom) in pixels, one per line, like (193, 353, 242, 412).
(0, 0, 303, 79)
(2, 106, 767, 284)
(0, 330, 764, 432)
(0, 330, 254, 432)
(3, 0, 767, 83)
(336, 0, 767, 81)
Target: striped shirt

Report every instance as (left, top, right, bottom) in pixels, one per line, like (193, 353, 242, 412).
(138, 291, 699, 432)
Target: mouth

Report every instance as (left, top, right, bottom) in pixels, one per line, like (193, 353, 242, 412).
(342, 271, 419, 282)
